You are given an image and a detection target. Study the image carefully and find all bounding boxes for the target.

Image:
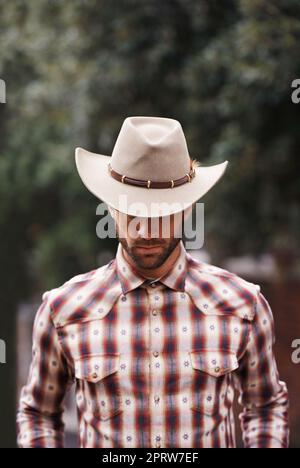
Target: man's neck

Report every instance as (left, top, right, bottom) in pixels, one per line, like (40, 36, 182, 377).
(122, 242, 182, 281)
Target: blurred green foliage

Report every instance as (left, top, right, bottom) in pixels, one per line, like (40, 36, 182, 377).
(0, 0, 300, 447)
(1, 0, 300, 293)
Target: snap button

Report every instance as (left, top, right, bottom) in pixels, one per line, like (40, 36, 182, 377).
(214, 367, 220, 373)
(153, 351, 159, 358)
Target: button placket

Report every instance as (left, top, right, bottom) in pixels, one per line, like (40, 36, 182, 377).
(147, 285, 164, 448)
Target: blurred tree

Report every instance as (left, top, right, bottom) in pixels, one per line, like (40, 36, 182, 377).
(181, 0, 300, 263)
(0, 0, 300, 447)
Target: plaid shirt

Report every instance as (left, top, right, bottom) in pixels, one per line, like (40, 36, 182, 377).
(17, 240, 289, 448)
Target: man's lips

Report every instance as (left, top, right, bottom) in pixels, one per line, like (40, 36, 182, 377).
(135, 245, 162, 251)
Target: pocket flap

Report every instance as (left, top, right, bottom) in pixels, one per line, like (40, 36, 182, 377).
(189, 349, 239, 377)
(74, 353, 120, 383)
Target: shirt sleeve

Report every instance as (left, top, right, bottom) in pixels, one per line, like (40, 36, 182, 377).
(232, 288, 289, 448)
(16, 291, 74, 448)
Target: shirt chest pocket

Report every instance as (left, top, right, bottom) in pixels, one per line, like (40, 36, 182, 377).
(74, 353, 123, 421)
(188, 349, 239, 416)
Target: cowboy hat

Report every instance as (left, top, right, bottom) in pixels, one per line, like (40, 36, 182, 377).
(75, 116, 228, 218)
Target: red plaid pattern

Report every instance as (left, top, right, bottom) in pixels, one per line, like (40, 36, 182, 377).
(17, 240, 289, 448)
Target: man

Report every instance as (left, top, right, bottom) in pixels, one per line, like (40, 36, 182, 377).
(17, 116, 289, 448)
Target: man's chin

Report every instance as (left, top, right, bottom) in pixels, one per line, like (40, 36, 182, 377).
(132, 255, 162, 270)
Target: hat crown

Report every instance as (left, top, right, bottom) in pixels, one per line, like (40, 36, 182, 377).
(110, 116, 191, 182)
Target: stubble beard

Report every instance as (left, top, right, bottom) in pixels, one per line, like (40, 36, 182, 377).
(116, 224, 181, 270)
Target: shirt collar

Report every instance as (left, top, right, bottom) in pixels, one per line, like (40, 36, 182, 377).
(116, 240, 188, 295)
(116, 242, 146, 295)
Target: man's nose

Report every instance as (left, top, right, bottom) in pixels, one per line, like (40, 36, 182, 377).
(137, 217, 160, 238)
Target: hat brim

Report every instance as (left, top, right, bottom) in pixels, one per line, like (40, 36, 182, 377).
(75, 147, 229, 217)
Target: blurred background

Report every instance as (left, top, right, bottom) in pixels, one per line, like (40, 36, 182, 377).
(0, 0, 300, 448)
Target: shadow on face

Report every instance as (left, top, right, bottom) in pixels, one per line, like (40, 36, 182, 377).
(108, 204, 194, 269)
